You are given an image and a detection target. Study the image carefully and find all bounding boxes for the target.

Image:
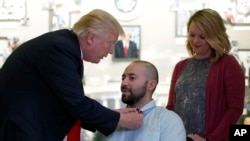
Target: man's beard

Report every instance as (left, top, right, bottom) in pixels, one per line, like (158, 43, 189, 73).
(121, 81, 147, 105)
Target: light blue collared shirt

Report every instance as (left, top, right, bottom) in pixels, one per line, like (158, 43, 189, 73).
(96, 100, 186, 141)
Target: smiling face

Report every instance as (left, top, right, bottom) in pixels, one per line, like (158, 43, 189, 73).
(120, 63, 148, 107)
(79, 31, 119, 63)
(188, 21, 212, 59)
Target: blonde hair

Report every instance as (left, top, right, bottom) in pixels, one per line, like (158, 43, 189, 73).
(186, 8, 231, 62)
(72, 9, 124, 37)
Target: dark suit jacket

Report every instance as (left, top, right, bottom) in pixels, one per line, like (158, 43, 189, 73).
(114, 40, 139, 58)
(0, 29, 119, 141)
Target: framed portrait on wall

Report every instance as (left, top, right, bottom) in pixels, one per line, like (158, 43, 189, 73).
(237, 49, 250, 114)
(48, 5, 70, 31)
(237, 49, 250, 81)
(0, 37, 9, 67)
(47, 0, 81, 31)
(113, 25, 141, 61)
(0, 0, 27, 21)
(229, 0, 250, 25)
(204, 0, 250, 25)
(175, 2, 203, 37)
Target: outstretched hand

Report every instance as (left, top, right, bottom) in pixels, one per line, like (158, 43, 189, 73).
(116, 108, 144, 130)
(115, 108, 142, 114)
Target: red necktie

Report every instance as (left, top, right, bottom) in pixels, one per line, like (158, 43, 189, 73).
(123, 46, 128, 57)
(67, 120, 81, 141)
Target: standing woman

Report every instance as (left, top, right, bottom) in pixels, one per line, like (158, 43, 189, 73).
(166, 8, 245, 141)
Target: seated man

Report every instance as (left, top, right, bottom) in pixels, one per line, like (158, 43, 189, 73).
(93, 60, 186, 141)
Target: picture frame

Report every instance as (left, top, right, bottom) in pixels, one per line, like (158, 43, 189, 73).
(0, 0, 27, 22)
(46, 0, 81, 31)
(237, 49, 250, 116)
(237, 49, 250, 80)
(112, 25, 141, 61)
(48, 6, 70, 31)
(204, 0, 250, 26)
(0, 37, 9, 67)
(175, 1, 203, 37)
(226, 0, 250, 25)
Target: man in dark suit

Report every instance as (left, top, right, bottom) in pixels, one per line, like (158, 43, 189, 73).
(114, 31, 139, 58)
(0, 9, 143, 141)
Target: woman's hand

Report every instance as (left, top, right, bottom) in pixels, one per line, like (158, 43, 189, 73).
(187, 134, 207, 141)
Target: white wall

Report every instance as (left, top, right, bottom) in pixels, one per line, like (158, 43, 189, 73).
(78, 0, 188, 84)
(1, 0, 250, 88)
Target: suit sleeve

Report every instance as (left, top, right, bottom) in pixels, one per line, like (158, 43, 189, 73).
(130, 41, 138, 58)
(37, 41, 119, 135)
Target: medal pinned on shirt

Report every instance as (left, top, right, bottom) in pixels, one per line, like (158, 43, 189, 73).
(136, 108, 143, 113)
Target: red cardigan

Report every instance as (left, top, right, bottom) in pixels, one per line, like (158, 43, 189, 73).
(166, 54, 245, 141)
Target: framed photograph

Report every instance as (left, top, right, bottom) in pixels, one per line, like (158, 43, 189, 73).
(0, 0, 27, 21)
(232, 0, 250, 25)
(205, 0, 250, 25)
(47, 1, 80, 31)
(0, 37, 9, 67)
(113, 25, 141, 61)
(238, 49, 250, 79)
(175, 2, 203, 37)
(237, 49, 250, 114)
(48, 5, 70, 31)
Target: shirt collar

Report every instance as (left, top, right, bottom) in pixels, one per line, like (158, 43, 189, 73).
(140, 100, 156, 115)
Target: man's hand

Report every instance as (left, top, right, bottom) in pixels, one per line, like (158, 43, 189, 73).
(116, 108, 144, 130)
(115, 108, 142, 114)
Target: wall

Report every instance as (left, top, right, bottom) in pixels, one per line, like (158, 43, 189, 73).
(0, 0, 49, 43)
(1, 0, 250, 91)
(79, 0, 188, 85)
